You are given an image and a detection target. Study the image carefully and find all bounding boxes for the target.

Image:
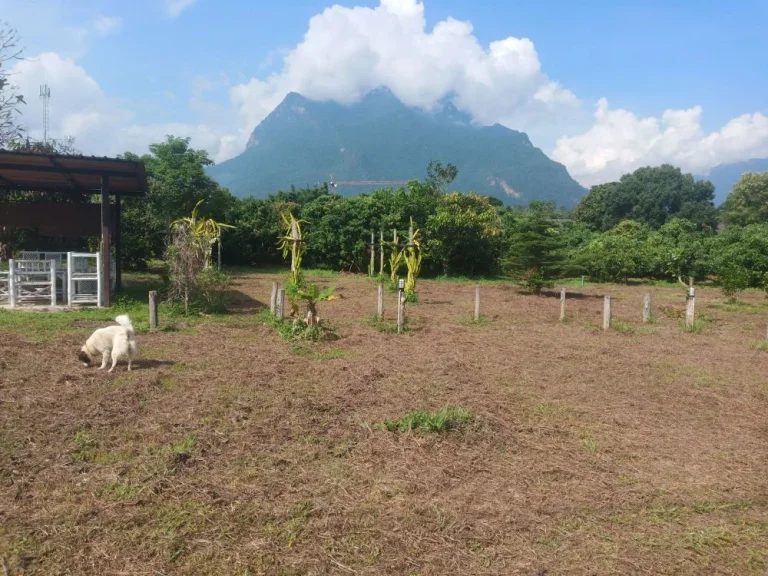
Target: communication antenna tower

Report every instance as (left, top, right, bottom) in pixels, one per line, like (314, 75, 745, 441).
(40, 84, 51, 145)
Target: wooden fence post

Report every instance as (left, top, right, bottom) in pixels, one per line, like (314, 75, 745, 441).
(377, 283, 384, 318)
(270, 282, 278, 314)
(276, 289, 285, 320)
(474, 285, 481, 321)
(149, 290, 158, 330)
(369, 230, 375, 276)
(379, 230, 385, 276)
(686, 287, 695, 329)
(559, 287, 566, 322)
(603, 296, 612, 331)
(643, 293, 652, 323)
(397, 290, 404, 334)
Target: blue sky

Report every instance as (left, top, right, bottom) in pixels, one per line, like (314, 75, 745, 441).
(2, 0, 767, 185)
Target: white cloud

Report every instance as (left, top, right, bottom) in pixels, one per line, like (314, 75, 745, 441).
(10, 52, 236, 161)
(552, 99, 768, 186)
(226, 0, 579, 155)
(92, 16, 121, 37)
(6, 0, 768, 189)
(167, 0, 198, 19)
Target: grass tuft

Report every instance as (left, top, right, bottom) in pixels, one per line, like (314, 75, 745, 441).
(383, 406, 474, 433)
(289, 342, 347, 360)
(255, 309, 336, 341)
(680, 317, 710, 334)
(460, 316, 492, 328)
(367, 314, 406, 334)
(612, 320, 656, 335)
(750, 340, 768, 352)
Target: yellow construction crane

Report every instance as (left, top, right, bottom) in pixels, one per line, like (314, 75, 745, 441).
(329, 174, 411, 192)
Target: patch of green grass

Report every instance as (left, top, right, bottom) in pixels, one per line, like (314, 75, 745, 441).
(283, 500, 316, 547)
(428, 274, 507, 285)
(289, 342, 346, 360)
(245, 266, 341, 279)
(383, 406, 474, 433)
(680, 317, 710, 334)
(154, 499, 213, 562)
(255, 309, 335, 341)
(101, 480, 146, 500)
(0, 272, 206, 343)
(669, 364, 720, 390)
(155, 375, 177, 389)
(709, 300, 768, 315)
(685, 526, 741, 553)
(71, 430, 129, 464)
(751, 340, 768, 352)
(460, 316, 492, 328)
(533, 402, 568, 419)
(169, 434, 196, 456)
(367, 314, 407, 333)
(72, 430, 98, 462)
(579, 428, 598, 454)
(612, 320, 656, 335)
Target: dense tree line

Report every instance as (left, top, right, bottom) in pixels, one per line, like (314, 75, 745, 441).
(112, 137, 768, 298)
(1, 130, 767, 298)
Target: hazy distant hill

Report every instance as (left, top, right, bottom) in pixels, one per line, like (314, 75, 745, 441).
(207, 88, 587, 206)
(700, 158, 768, 205)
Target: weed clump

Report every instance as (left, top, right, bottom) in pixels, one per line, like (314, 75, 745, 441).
(383, 406, 474, 433)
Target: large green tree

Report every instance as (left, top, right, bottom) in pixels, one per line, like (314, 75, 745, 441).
(647, 218, 713, 283)
(425, 192, 502, 275)
(502, 201, 566, 294)
(574, 165, 717, 231)
(721, 171, 768, 226)
(577, 220, 652, 282)
(712, 223, 768, 296)
(120, 136, 235, 269)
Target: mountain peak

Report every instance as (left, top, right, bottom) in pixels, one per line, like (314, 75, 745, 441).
(210, 91, 586, 206)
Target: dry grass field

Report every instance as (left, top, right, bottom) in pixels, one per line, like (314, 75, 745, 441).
(1, 271, 767, 575)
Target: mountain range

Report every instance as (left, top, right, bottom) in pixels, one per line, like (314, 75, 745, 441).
(207, 88, 768, 209)
(207, 89, 587, 206)
(698, 159, 768, 206)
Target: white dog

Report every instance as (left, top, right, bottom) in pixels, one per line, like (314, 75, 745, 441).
(78, 314, 137, 372)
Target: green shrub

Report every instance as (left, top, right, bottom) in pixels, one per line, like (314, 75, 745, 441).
(196, 268, 231, 313)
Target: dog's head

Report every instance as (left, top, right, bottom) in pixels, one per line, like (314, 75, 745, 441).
(77, 348, 91, 366)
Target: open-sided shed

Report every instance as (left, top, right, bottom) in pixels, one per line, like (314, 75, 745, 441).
(0, 150, 148, 306)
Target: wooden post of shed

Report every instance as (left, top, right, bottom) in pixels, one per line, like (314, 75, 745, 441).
(100, 175, 111, 307)
(115, 193, 122, 293)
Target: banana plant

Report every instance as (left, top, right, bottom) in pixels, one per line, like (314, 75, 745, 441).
(171, 199, 234, 268)
(295, 283, 338, 327)
(389, 229, 404, 287)
(277, 211, 307, 316)
(403, 217, 422, 300)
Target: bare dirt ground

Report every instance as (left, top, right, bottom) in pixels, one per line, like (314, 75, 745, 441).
(1, 272, 767, 575)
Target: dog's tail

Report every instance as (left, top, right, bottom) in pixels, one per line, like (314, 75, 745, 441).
(115, 314, 133, 328)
